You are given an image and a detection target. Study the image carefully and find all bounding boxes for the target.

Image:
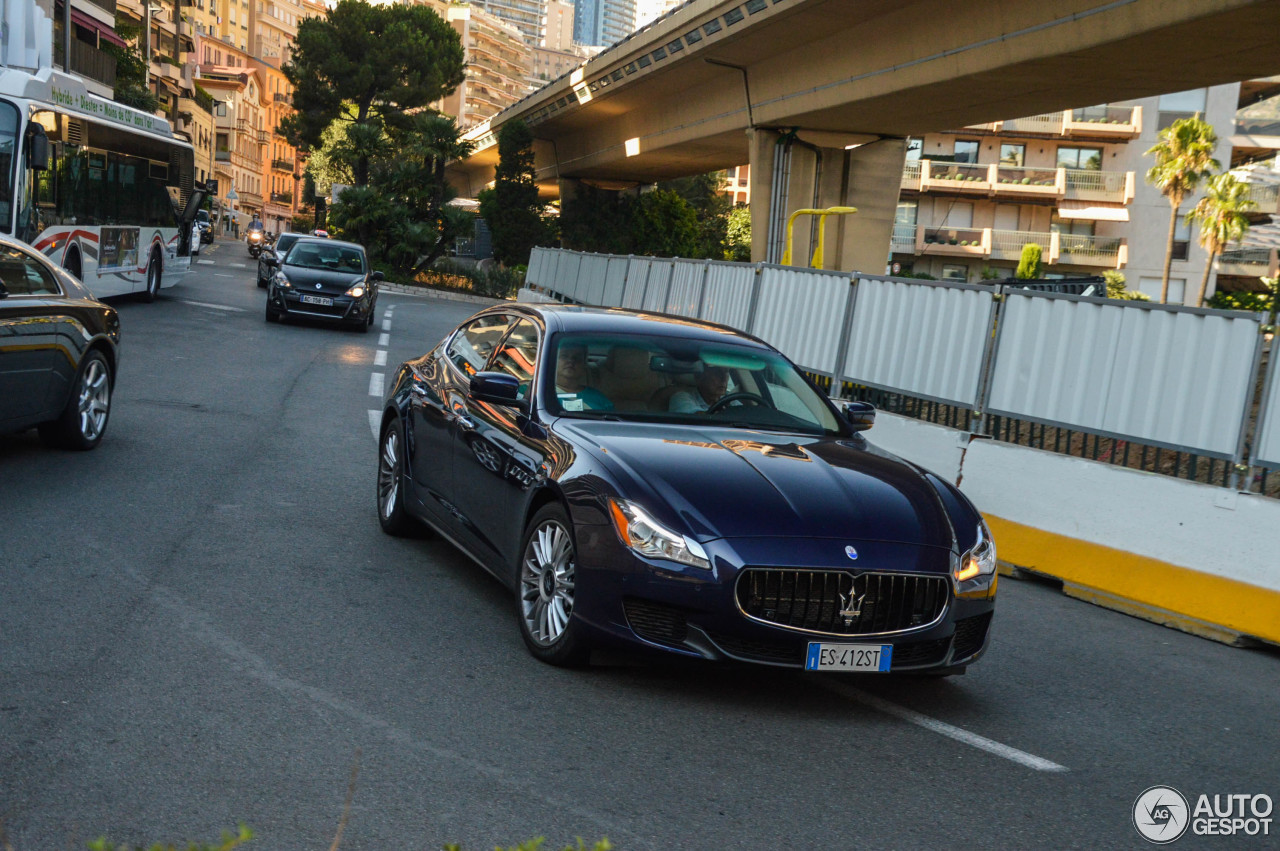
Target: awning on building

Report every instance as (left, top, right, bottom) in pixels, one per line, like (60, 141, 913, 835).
(68, 8, 128, 48)
(1057, 201, 1130, 222)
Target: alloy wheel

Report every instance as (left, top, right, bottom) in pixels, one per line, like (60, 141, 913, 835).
(520, 521, 576, 646)
(378, 427, 400, 521)
(77, 358, 110, 441)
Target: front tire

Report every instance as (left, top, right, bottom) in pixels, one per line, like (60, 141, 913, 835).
(517, 504, 590, 667)
(265, 299, 280, 323)
(38, 350, 112, 450)
(140, 251, 161, 302)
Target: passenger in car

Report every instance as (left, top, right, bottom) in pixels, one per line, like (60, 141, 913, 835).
(555, 343, 613, 411)
(669, 365, 731, 413)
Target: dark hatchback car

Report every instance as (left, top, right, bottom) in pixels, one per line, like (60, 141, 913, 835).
(0, 236, 120, 450)
(256, 231, 310, 288)
(263, 238, 382, 331)
(376, 305, 997, 675)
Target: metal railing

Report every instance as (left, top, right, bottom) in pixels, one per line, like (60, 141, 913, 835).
(1069, 105, 1139, 125)
(921, 226, 985, 249)
(1056, 233, 1124, 261)
(1242, 183, 1280, 212)
(990, 229, 1051, 259)
(271, 158, 294, 172)
(901, 161, 921, 188)
(54, 40, 117, 88)
(270, 192, 293, 205)
(1064, 169, 1130, 202)
(1002, 113, 1064, 134)
(923, 161, 989, 186)
(215, 150, 231, 161)
(1219, 247, 1273, 266)
(891, 224, 917, 249)
(994, 165, 1058, 188)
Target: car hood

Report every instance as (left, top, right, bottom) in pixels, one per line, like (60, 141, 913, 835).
(282, 264, 365, 295)
(558, 420, 956, 549)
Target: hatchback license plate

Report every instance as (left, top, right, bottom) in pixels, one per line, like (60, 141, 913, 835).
(805, 643, 892, 672)
(301, 295, 332, 306)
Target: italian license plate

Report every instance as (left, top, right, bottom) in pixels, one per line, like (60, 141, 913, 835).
(301, 295, 332, 306)
(805, 643, 893, 672)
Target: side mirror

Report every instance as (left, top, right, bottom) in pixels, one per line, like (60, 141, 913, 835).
(470, 371, 524, 408)
(843, 400, 876, 432)
(370, 271, 384, 282)
(262, 253, 279, 266)
(26, 128, 49, 171)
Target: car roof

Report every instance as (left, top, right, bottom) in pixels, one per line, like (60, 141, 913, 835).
(502, 303, 772, 349)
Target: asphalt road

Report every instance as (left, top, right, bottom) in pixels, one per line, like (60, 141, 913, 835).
(2, 241, 1278, 850)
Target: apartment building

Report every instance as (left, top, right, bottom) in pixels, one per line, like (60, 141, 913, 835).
(198, 41, 267, 228)
(889, 84, 1280, 304)
(52, 0, 122, 98)
(572, 0, 635, 48)
(1216, 77, 1280, 292)
(420, 1, 533, 129)
(470, 0, 545, 46)
(249, 0, 306, 68)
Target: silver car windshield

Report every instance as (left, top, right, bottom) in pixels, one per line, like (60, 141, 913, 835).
(546, 332, 842, 435)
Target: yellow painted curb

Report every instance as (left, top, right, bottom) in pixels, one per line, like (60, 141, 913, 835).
(984, 514, 1280, 647)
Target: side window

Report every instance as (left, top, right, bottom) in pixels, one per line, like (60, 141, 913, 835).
(0, 247, 59, 296)
(487, 318, 539, 401)
(446, 314, 510, 376)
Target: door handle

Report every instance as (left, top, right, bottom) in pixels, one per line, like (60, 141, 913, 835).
(456, 415, 475, 431)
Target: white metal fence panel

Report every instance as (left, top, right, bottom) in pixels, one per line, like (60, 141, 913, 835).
(988, 292, 1261, 458)
(641, 259, 676, 313)
(843, 277, 995, 407)
(665, 260, 707, 317)
(601, 256, 630, 306)
(1254, 346, 1280, 469)
(546, 251, 580, 301)
(750, 266, 851, 374)
(700, 262, 757, 330)
(517, 287, 557, 304)
(621, 257, 653, 309)
(578, 254, 610, 305)
(526, 247, 553, 288)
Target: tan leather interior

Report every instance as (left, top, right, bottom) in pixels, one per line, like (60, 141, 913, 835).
(596, 347, 667, 411)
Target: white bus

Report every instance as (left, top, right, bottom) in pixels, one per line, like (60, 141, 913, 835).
(0, 67, 211, 301)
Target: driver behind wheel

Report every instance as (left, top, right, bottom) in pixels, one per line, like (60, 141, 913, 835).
(669, 365, 731, 413)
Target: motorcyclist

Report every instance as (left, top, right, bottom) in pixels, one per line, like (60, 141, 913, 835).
(246, 217, 266, 256)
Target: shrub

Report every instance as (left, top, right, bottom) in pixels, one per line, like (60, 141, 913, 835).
(415, 259, 524, 299)
(1015, 243, 1043, 279)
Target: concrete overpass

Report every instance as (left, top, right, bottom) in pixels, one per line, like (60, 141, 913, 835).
(447, 0, 1280, 272)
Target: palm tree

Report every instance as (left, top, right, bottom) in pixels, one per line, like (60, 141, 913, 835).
(1185, 173, 1256, 307)
(1145, 116, 1220, 303)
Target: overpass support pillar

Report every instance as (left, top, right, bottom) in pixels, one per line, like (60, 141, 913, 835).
(748, 129, 907, 273)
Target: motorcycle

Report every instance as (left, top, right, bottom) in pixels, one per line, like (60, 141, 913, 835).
(247, 229, 266, 258)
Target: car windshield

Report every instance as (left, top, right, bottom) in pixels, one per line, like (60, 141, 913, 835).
(274, 233, 302, 253)
(283, 242, 366, 272)
(546, 332, 843, 435)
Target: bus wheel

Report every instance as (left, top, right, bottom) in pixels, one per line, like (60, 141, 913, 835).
(65, 249, 82, 282)
(141, 251, 162, 302)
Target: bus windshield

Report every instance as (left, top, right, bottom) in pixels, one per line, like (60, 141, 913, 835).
(0, 101, 18, 234)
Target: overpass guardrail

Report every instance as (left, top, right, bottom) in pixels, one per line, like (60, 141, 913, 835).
(523, 246, 1280, 499)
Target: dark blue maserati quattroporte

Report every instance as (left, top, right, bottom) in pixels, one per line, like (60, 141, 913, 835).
(376, 305, 996, 674)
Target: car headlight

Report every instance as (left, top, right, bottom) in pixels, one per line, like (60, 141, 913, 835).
(345, 284, 365, 298)
(953, 521, 996, 583)
(274, 271, 291, 288)
(608, 498, 710, 570)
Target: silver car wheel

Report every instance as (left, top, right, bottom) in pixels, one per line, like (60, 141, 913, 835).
(520, 520, 576, 646)
(378, 427, 400, 520)
(78, 358, 110, 441)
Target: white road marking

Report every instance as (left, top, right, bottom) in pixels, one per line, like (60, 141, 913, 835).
(180, 300, 245, 312)
(368, 372, 384, 398)
(374, 350, 387, 367)
(229, 262, 247, 268)
(382, 320, 391, 332)
(819, 681, 1068, 773)
(384, 308, 394, 319)
(368, 410, 380, 441)
(213, 273, 234, 278)
(197, 259, 216, 265)
(378, 333, 390, 347)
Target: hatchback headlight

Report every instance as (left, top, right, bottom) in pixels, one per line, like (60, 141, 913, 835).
(954, 522, 997, 583)
(274, 271, 291, 288)
(608, 498, 710, 570)
(345, 284, 366, 298)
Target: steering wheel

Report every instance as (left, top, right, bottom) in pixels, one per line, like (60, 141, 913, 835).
(707, 392, 770, 414)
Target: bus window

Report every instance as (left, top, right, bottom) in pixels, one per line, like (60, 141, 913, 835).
(0, 101, 18, 233)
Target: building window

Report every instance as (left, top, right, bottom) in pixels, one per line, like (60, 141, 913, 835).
(1051, 214, 1095, 237)
(953, 140, 979, 164)
(1173, 216, 1191, 260)
(999, 143, 1025, 167)
(905, 137, 922, 162)
(1057, 146, 1102, 170)
(942, 264, 968, 282)
(1157, 88, 1206, 130)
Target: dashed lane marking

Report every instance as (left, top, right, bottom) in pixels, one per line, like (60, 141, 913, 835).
(197, 259, 216, 265)
(229, 262, 248, 268)
(818, 681, 1068, 773)
(369, 372, 384, 398)
(368, 410, 380, 441)
(180, 300, 245, 312)
(382, 320, 391, 332)
(374, 350, 387, 367)
(378, 333, 390, 347)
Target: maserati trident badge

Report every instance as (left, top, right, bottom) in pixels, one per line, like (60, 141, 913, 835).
(839, 582, 865, 626)
(844, 545, 858, 560)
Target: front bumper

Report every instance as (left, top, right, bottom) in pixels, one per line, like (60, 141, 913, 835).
(272, 287, 374, 324)
(571, 526, 997, 672)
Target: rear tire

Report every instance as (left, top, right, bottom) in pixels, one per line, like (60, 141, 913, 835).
(516, 504, 591, 667)
(38, 350, 112, 451)
(65, 249, 82, 282)
(377, 416, 425, 536)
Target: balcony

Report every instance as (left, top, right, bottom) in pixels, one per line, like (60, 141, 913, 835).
(273, 92, 292, 104)
(1241, 183, 1280, 217)
(1217, 247, 1278, 277)
(901, 225, 1127, 269)
(54, 39, 117, 89)
(236, 119, 250, 134)
(215, 150, 231, 161)
(905, 160, 1133, 204)
(256, 130, 269, 145)
(1001, 113, 1065, 135)
(271, 158, 295, 173)
(1064, 105, 1142, 139)
(919, 161, 991, 194)
(270, 191, 293, 205)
